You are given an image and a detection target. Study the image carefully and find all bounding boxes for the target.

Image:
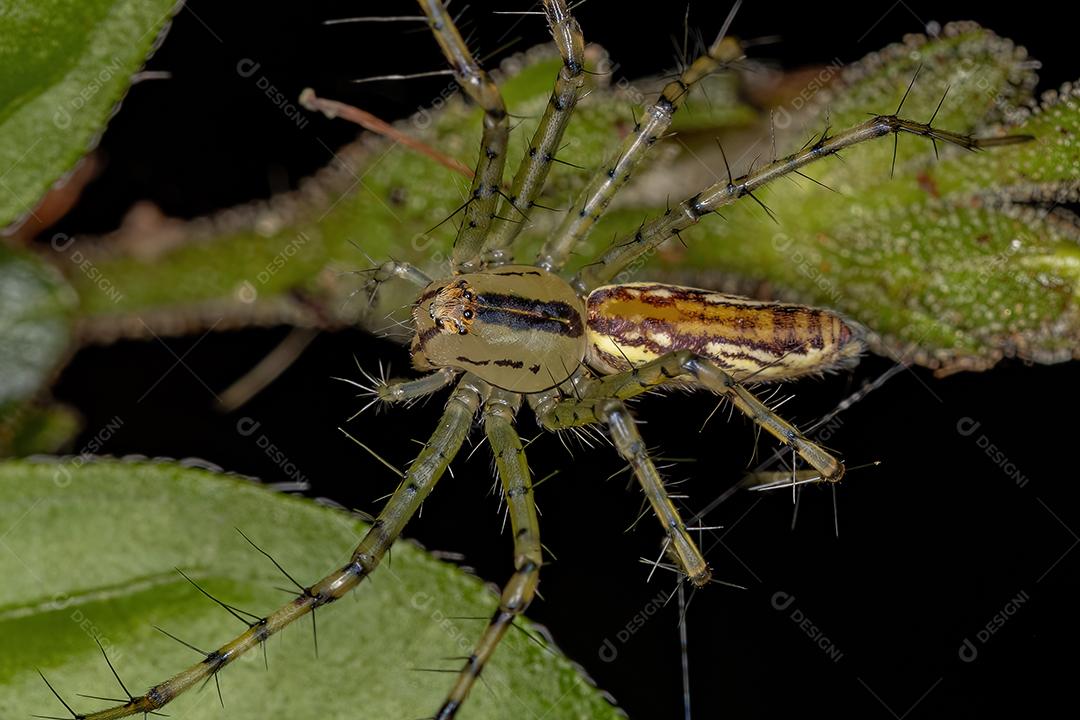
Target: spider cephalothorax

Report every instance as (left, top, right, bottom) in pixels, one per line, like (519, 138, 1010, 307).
(68, 1, 1030, 719)
(410, 267, 587, 392)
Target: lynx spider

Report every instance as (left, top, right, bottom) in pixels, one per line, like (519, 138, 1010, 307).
(38, 2, 1031, 719)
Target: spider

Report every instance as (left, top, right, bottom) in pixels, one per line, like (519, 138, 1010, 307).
(61, 1, 1030, 718)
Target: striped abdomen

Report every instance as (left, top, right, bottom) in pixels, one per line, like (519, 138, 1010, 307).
(585, 283, 863, 382)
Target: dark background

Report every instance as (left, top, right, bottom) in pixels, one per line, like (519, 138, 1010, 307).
(47, 2, 1076, 718)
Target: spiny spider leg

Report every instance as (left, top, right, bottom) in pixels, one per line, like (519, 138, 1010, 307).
(436, 388, 542, 719)
(348, 374, 484, 565)
(336, 366, 460, 417)
(375, 366, 460, 405)
(369, 258, 432, 289)
(531, 387, 710, 586)
(417, 0, 509, 273)
(541, 350, 843, 483)
(71, 376, 486, 720)
(574, 114, 1033, 291)
(535, 1, 744, 273)
(604, 399, 711, 585)
(362, 258, 433, 307)
(482, 0, 585, 265)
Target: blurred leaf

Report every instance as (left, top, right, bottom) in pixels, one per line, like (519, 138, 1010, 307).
(0, 246, 75, 412)
(0, 401, 81, 456)
(0, 0, 179, 230)
(607, 22, 1079, 371)
(56, 24, 1078, 371)
(0, 459, 622, 720)
(61, 49, 753, 342)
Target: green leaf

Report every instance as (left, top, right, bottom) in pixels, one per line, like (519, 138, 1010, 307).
(0, 247, 79, 458)
(609, 23, 1079, 371)
(57, 24, 1078, 371)
(0, 0, 179, 229)
(0, 246, 76, 410)
(0, 401, 81, 457)
(0, 459, 621, 720)
(62, 49, 753, 342)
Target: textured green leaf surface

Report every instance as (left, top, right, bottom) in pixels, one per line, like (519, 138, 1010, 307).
(0, 246, 75, 408)
(0, 0, 179, 229)
(63, 49, 753, 340)
(0, 248, 76, 451)
(0, 460, 621, 720)
(602, 23, 1079, 371)
(58, 25, 1078, 370)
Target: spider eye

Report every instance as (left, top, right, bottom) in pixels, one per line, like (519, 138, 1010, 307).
(463, 309, 473, 319)
(458, 326, 468, 335)
(463, 291, 473, 301)
(435, 319, 444, 329)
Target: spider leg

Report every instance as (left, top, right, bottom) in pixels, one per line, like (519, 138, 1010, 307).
(544, 350, 842, 482)
(351, 374, 486, 566)
(337, 366, 460, 415)
(377, 367, 460, 405)
(604, 399, 712, 585)
(482, 0, 585, 266)
(536, 2, 744, 273)
(573, 115, 1032, 291)
(370, 258, 432, 289)
(436, 388, 541, 719)
(533, 390, 710, 586)
(70, 376, 486, 720)
(362, 258, 433, 308)
(418, 0, 509, 273)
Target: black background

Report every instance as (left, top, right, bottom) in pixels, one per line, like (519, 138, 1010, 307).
(48, 2, 1077, 718)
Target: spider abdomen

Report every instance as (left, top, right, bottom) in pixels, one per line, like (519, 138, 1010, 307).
(585, 283, 864, 382)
